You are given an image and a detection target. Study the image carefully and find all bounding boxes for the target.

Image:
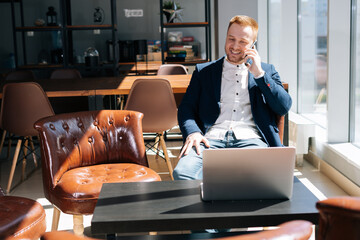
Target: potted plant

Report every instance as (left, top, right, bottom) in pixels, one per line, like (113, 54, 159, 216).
(162, 1, 183, 23)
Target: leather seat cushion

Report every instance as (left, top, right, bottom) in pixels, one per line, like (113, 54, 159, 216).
(0, 196, 46, 240)
(41, 230, 98, 240)
(50, 163, 161, 215)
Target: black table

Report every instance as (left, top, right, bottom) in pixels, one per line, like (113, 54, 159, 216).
(91, 178, 319, 237)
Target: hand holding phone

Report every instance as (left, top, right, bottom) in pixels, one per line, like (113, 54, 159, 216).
(245, 40, 257, 66)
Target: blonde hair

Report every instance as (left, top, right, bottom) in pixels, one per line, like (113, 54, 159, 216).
(227, 15, 258, 40)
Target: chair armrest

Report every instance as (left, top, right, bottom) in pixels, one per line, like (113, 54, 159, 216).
(41, 231, 98, 240)
(211, 220, 312, 240)
(316, 196, 360, 213)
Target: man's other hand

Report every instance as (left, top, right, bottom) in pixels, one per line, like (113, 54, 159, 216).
(179, 132, 210, 158)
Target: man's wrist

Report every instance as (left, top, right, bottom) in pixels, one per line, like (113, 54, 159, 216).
(254, 70, 265, 79)
(186, 132, 201, 140)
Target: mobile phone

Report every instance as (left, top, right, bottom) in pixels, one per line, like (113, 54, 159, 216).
(245, 40, 257, 65)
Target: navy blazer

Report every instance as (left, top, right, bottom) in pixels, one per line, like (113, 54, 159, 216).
(178, 56, 292, 147)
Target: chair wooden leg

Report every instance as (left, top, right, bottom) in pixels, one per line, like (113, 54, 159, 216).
(119, 95, 125, 110)
(52, 207, 61, 231)
(21, 138, 29, 182)
(28, 136, 37, 167)
(6, 139, 22, 194)
(159, 133, 174, 180)
(73, 214, 84, 236)
(0, 130, 7, 157)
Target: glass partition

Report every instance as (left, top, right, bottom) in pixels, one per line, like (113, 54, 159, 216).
(298, 0, 328, 127)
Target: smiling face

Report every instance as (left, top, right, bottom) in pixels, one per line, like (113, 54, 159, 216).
(225, 23, 256, 65)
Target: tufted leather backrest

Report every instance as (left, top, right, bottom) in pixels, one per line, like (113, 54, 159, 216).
(34, 110, 148, 191)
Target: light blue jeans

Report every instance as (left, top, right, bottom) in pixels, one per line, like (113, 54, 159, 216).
(173, 131, 268, 180)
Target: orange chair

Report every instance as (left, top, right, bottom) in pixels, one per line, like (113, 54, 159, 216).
(1, 82, 54, 194)
(41, 231, 97, 240)
(34, 110, 161, 235)
(0, 184, 46, 240)
(316, 196, 360, 240)
(125, 78, 178, 180)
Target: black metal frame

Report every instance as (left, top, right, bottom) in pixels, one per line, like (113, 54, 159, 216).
(9, 0, 119, 76)
(159, 0, 211, 64)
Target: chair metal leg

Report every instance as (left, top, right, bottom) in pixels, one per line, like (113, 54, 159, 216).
(21, 138, 29, 181)
(159, 133, 174, 180)
(28, 136, 38, 167)
(6, 139, 22, 194)
(154, 134, 160, 160)
(73, 214, 84, 236)
(52, 207, 61, 231)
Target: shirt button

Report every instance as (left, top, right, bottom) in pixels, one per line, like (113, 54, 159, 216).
(233, 109, 236, 112)
(237, 81, 239, 83)
(236, 93, 239, 95)
(237, 65, 239, 67)
(236, 74, 238, 76)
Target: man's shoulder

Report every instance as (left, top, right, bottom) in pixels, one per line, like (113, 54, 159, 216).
(261, 62, 275, 72)
(196, 57, 225, 72)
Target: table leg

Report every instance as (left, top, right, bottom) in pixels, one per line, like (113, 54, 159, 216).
(88, 95, 104, 110)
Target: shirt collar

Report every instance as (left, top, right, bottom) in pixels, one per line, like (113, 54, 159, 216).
(224, 57, 247, 71)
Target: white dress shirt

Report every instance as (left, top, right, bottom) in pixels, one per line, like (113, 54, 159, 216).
(204, 58, 261, 140)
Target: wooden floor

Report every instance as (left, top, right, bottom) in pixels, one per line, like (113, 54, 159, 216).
(0, 128, 349, 239)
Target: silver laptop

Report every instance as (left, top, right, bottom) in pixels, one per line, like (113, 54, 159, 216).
(201, 147, 296, 201)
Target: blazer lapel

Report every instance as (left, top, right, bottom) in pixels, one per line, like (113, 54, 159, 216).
(248, 72, 256, 103)
(213, 57, 225, 103)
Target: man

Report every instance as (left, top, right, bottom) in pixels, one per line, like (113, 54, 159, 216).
(173, 15, 292, 180)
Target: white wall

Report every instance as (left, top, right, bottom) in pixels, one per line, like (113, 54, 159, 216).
(216, 0, 260, 58)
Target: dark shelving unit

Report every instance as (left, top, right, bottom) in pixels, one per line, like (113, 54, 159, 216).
(10, 0, 119, 76)
(159, 0, 211, 65)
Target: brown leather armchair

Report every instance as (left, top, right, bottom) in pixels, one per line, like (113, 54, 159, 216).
(34, 110, 161, 235)
(0, 185, 46, 240)
(212, 220, 312, 240)
(316, 196, 360, 240)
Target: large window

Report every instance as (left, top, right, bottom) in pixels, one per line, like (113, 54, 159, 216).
(352, 0, 360, 147)
(298, 0, 328, 127)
